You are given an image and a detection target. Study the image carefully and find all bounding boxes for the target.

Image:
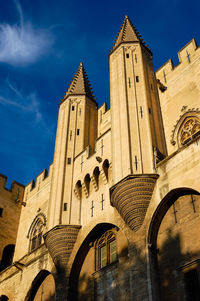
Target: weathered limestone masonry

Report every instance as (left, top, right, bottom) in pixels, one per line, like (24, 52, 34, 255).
(0, 174, 24, 271)
(1, 15, 200, 301)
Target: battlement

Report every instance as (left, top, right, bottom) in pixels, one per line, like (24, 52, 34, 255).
(98, 102, 111, 137)
(156, 39, 199, 85)
(24, 163, 53, 197)
(0, 174, 24, 203)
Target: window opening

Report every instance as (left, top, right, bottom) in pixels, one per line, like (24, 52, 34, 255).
(136, 76, 139, 82)
(77, 129, 80, 135)
(0, 208, 3, 217)
(128, 77, 131, 88)
(96, 230, 117, 270)
(72, 105, 75, 111)
(70, 130, 72, 141)
(30, 219, 44, 252)
(135, 54, 137, 63)
(126, 53, 129, 58)
(139, 106, 143, 118)
(64, 203, 67, 211)
(67, 158, 71, 164)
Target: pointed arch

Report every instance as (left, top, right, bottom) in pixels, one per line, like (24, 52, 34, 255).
(147, 187, 200, 301)
(93, 166, 100, 188)
(102, 159, 110, 182)
(84, 173, 91, 195)
(27, 213, 47, 239)
(27, 213, 47, 252)
(24, 270, 55, 301)
(68, 223, 120, 301)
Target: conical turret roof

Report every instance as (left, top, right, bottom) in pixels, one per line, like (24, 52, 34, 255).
(64, 63, 96, 102)
(110, 15, 152, 55)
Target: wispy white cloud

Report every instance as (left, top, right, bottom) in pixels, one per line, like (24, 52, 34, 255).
(0, 79, 54, 135)
(0, 1, 54, 66)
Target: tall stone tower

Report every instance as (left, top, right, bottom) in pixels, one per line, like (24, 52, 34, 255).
(48, 63, 97, 229)
(110, 16, 167, 231)
(110, 16, 166, 182)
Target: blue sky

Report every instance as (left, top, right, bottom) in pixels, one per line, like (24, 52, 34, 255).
(0, 0, 200, 187)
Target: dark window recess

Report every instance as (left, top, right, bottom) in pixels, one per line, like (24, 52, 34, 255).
(77, 129, 80, 135)
(184, 269, 200, 301)
(135, 54, 137, 63)
(70, 130, 72, 140)
(0, 208, 3, 217)
(148, 108, 152, 114)
(67, 158, 71, 164)
(136, 76, 139, 82)
(64, 203, 67, 211)
(0, 244, 15, 272)
(151, 84, 153, 90)
(72, 105, 75, 111)
(126, 53, 129, 58)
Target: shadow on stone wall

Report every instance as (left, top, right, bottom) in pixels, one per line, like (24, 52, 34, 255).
(156, 226, 200, 301)
(71, 227, 200, 301)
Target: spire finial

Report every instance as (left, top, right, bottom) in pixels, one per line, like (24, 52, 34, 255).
(110, 15, 152, 55)
(63, 63, 96, 102)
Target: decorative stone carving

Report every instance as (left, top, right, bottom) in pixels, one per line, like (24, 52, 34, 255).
(110, 175, 158, 232)
(171, 108, 200, 146)
(44, 225, 81, 272)
(179, 117, 200, 145)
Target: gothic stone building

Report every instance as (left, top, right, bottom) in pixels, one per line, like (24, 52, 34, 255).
(1, 15, 200, 301)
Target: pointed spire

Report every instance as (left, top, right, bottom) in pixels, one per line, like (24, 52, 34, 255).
(110, 15, 151, 54)
(64, 62, 96, 102)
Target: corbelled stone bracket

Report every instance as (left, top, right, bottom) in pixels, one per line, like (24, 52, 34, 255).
(110, 174, 158, 232)
(43, 225, 81, 272)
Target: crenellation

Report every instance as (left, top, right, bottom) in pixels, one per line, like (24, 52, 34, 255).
(178, 38, 197, 63)
(156, 39, 200, 85)
(0, 174, 24, 203)
(0, 174, 7, 188)
(98, 102, 111, 137)
(156, 59, 174, 84)
(24, 164, 53, 198)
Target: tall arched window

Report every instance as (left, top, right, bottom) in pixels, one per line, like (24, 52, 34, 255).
(96, 230, 117, 270)
(27, 214, 46, 252)
(30, 218, 44, 252)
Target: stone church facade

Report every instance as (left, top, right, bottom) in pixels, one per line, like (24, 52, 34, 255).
(1, 15, 200, 301)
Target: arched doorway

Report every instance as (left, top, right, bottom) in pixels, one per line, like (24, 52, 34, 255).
(148, 188, 200, 301)
(68, 223, 130, 301)
(25, 270, 55, 301)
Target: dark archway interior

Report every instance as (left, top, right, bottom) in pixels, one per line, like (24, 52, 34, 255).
(68, 223, 118, 301)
